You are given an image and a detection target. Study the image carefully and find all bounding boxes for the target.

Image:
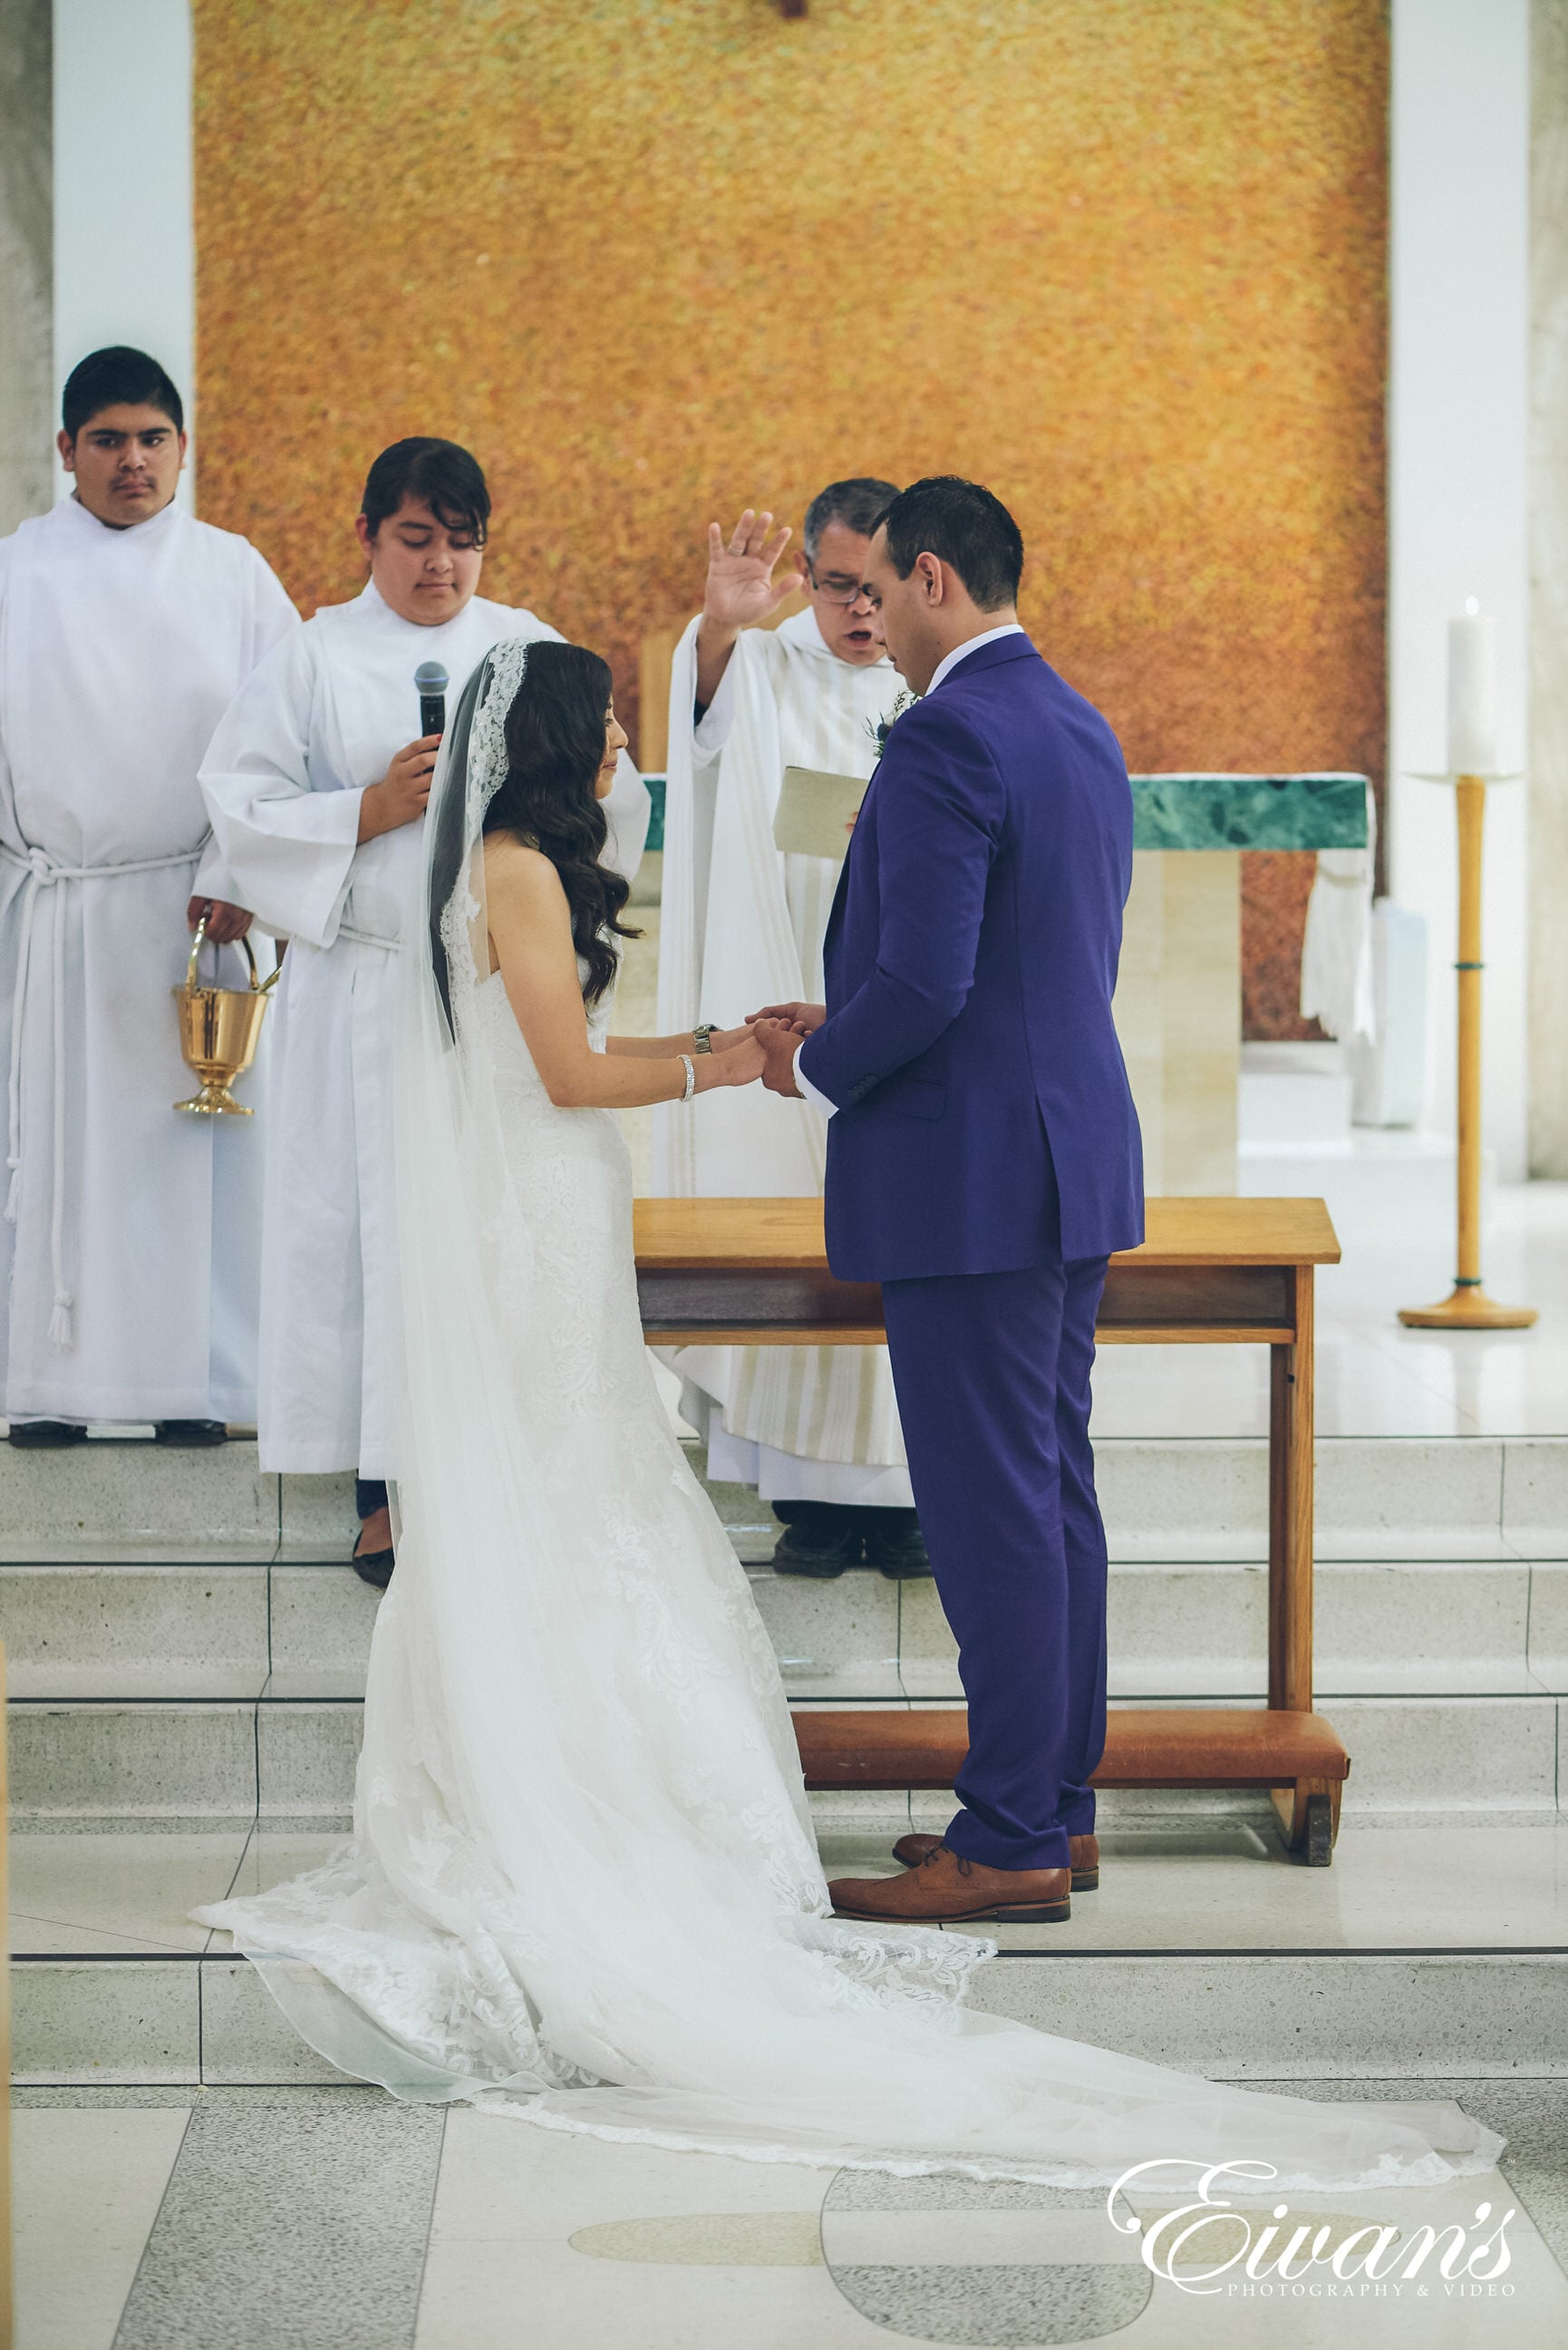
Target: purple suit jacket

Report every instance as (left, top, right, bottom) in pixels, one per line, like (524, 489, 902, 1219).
(798, 634, 1144, 1281)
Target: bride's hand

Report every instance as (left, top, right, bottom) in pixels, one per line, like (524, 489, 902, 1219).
(705, 1024, 756, 1055)
(699, 1033, 767, 1089)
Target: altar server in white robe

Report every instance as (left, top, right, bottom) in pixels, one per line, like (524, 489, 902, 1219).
(654, 480, 927, 1578)
(0, 345, 297, 1445)
(201, 439, 649, 1583)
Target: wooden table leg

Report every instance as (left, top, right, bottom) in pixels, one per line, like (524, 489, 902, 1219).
(1269, 1267, 1329, 1860)
(1268, 1343, 1289, 1710)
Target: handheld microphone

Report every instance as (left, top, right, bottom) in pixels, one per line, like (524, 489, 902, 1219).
(414, 660, 449, 738)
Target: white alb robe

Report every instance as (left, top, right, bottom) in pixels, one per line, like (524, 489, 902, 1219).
(199, 583, 650, 1479)
(0, 496, 298, 1422)
(653, 607, 911, 1497)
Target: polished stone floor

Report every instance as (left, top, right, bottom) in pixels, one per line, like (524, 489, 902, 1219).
(10, 1820, 1568, 1963)
(14, 2078, 1567, 2349)
(1098, 1155, 1568, 1442)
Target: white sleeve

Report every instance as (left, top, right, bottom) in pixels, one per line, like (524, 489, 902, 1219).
(692, 652, 738, 759)
(795, 1044, 837, 1118)
(198, 631, 363, 947)
(248, 547, 303, 664)
(195, 553, 305, 907)
(601, 750, 650, 885)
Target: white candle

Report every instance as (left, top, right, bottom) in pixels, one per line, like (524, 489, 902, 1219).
(1447, 598, 1497, 774)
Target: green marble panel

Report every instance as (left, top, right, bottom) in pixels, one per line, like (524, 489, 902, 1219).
(1130, 772, 1369, 851)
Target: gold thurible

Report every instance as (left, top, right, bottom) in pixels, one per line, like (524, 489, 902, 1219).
(173, 915, 278, 1118)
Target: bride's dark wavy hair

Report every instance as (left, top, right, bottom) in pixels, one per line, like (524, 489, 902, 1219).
(482, 641, 640, 1006)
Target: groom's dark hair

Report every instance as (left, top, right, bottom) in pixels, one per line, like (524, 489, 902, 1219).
(873, 476, 1023, 611)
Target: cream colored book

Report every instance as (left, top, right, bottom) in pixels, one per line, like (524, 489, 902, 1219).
(773, 765, 866, 861)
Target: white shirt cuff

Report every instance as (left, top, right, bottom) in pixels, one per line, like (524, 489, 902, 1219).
(794, 1044, 837, 1117)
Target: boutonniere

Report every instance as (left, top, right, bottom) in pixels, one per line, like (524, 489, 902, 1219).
(868, 690, 918, 760)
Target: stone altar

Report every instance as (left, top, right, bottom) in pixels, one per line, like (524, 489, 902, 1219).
(1116, 773, 1370, 1193)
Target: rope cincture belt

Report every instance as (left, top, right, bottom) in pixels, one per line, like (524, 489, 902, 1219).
(1, 839, 206, 1351)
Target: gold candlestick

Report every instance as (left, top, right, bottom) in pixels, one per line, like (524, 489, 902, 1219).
(1399, 772, 1535, 1330)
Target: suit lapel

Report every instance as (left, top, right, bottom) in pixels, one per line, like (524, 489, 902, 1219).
(823, 760, 882, 988)
(822, 850, 851, 979)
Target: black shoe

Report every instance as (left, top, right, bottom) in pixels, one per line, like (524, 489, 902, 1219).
(354, 1488, 395, 1589)
(863, 1524, 931, 1578)
(771, 1506, 862, 1578)
(858, 1507, 932, 1579)
(352, 1543, 394, 1590)
(155, 1420, 229, 1446)
(7, 1419, 87, 1448)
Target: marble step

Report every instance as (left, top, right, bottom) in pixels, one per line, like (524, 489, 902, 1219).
(5, 1433, 1568, 1563)
(4, 1554, 1566, 1702)
(11, 1821, 1568, 2085)
(8, 1686, 1563, 1828)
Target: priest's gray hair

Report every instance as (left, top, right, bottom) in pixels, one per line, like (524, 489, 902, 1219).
(802, 476, 901, 562)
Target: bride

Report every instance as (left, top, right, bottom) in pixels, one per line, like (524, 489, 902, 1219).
(202, 636, 1500, 2189)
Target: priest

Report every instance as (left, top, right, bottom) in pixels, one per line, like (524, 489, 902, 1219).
(0, 345, 297, 1445)
(200, 438, 649, 1584)
(653, 482, 927, 1578)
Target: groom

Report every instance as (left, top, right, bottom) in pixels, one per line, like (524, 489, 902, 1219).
(754, 477, 1143, 1924)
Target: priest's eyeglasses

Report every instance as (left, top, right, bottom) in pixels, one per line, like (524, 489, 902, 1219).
(808, 568, 875, 607)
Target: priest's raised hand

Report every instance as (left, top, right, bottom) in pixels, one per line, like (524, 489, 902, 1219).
(694, 508, 804, 710)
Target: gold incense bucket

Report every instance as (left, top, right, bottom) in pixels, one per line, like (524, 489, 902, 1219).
(173, 916, 278, 1117)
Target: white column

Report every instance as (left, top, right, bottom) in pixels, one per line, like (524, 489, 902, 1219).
(51, 0, 195, 507)
(1529, 0, 1568, 1177)
(1389, 0, 1531, 1178)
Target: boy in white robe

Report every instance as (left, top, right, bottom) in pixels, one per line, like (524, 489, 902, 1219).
(201, 439, 649, 1582)
(0, 345, 297, 1443)
(653, 481, 928, 1578)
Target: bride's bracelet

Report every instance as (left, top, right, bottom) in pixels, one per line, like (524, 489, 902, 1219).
(677, 1053, 696, 1104)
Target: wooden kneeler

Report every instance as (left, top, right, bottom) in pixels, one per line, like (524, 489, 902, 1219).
(636, 1196, 1351, 1866)
(792, 1706, 1349, 1872)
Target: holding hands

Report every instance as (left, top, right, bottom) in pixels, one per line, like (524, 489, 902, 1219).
(701, 1027, 769, 1089)
(746, 1002, 826, 1099)
(748, 1002, 826, 1037)
(673, 1005, 825, 1098)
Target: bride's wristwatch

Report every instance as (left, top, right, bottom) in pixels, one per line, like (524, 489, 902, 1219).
(692, 1024, 717, 1054)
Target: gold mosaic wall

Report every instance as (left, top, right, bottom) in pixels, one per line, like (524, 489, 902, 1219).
(193, 0, 1388, 1037)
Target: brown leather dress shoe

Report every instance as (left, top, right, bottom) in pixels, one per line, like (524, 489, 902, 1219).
(891, 1830, 1099, 1891)
(828, 1843, 1070, 1925)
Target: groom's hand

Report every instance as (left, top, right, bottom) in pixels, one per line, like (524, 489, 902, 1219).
(753, 1019, 806, 1099)
(747, 1000, 826, 1035)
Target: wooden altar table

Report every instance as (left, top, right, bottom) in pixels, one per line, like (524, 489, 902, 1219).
(634, 1197, 1348, 1866)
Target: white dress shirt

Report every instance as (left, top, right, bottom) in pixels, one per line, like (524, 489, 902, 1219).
(793, 621, 1027, 1114)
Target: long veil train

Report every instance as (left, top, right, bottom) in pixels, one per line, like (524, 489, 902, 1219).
(200, 639, 1502, 2190)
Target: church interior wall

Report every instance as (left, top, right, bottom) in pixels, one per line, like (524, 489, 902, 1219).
(186, 0, 1391, 1047)
(0, 0, 52, 535)
(35, 0, 1541, 1158)
(1529, 0, 1568, 1178)
(1388, 0, 1530, 1176)
(52, 0, 195, 511)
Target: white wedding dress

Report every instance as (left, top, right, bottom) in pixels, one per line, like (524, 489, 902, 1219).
(201, 641, 1501, 2190)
